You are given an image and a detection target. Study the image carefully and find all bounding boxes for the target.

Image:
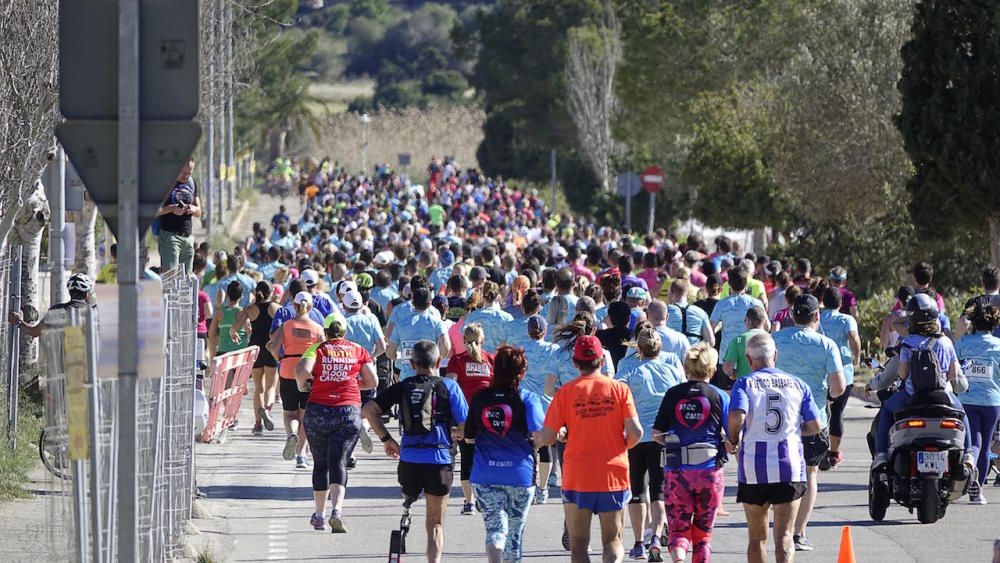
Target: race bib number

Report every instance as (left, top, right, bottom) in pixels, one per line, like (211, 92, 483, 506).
(966, 361, 994, 381)
(399, 341, 416, 361)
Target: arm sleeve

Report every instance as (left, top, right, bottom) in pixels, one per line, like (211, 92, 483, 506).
(525, 393, 545, 432)
(799, 382, 821, 423)
(730, 378, 749, 413)
(447, 380, 469, 424)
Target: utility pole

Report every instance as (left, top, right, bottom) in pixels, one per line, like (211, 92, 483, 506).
(225, 0, 235, 212)
(203, 2, 215, 236)
(215, 0, 226, 227)
(116, 0, 141, 560)
(50, 145, 68, 305)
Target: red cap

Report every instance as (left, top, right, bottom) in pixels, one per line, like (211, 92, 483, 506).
(573, 335, 604, 362)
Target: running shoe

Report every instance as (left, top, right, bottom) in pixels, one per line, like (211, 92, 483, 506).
(818, 452, 832, 471)
(295, 455, 308, 469)
(969, 479, 985, 504)
(359, 429, 374, 454)
(309, 512, 325, 530)
(561, 522, 571, 551)
(647, 536, 663, 562)
(628, 541, 646, 560)
(642, 528, 653, 547)
(282, 433, 298, 461)
(793, 535, 814, 551)
(251, 424, 263, 436)
(548, 471, 559, 489)
(828, 450, 844, 468)
(328, 509, 346, 533)
(461, 502, 475, 515)
(534, 487, 549, 505)
(258, 407, 275, 431)
(346, 457, 357, 470)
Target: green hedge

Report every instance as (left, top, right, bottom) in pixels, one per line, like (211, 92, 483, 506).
(856, 289, 978, 357)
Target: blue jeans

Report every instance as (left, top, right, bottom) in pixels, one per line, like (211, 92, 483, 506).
(472, 484, 535, 562)
(876, 391, 972, 455)
(963, 404, 1000, 484)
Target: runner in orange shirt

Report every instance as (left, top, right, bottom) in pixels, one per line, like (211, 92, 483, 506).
(537, 335, 643, 563)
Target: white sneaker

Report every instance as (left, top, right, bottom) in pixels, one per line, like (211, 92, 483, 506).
(359, 429, 374, 454)
(282, 433, 298, 461)
(642, 528, 653, 547)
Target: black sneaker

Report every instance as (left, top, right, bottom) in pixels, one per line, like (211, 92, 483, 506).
(793, 535, 814, 551)
(818, 453, 832, 471)
(346, 457, 357, 470)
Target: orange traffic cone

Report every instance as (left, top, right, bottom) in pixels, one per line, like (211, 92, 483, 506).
(838, 526, 857, 563)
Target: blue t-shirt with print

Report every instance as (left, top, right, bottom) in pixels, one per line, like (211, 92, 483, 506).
(465, 305, 514, 353)
(390, 309, 447, 380)
(955, 332, 1000, 407)
(521, 338, 560, 411)
(345, 311, 384, 354)
(614, 358, 685, 443)
(653, 381, 730, 470)
(466, 388, 545, 487)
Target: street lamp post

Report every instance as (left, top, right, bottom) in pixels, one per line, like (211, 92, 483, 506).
(359, 112, 372, 173)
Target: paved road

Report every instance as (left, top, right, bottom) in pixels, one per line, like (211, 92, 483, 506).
(188, 391, 1000, 562)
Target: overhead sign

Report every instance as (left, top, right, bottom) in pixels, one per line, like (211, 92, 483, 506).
(56, 120, 202, 237)
(59, 0, 200, 120)
(642, 166, 665, 194)
(616, 172, 641, 198)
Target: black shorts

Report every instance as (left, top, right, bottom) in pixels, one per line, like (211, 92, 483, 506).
(802, 428, 831, 467)
(737, 482, 807, 506)
(253, 347, 278, 369)
(279, 378, 309, 411)
(398, 461, 454, 498)
(628, 441, 665, 501)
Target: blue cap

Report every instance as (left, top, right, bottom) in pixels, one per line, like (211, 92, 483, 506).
(440, 249, 455, 268)
(626, 286, 649, 300)
(527, 315, 548, 336)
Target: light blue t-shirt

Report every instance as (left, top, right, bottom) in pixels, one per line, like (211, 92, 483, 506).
(503, 315, 534, 351)
(617, 350, 684, 375)
(710, 294, 765, 358)
(595, 304, 608, 325)
(667, 303, 711, 345)
(553, 345, 615, 386)
(521, 338, 561, 411)
(429, 268, 451, 293)
(773, 326, 844, 427)
(390, 310, 448, 380)
(345, 311, 384, 355)
(955, 332, 1000, 407)
(465, 305, 514, 353)
(819, 309, 858, 385)
(655, 325, 691, 363)
(369, 286, 399, 311)
(388, 300, 441, 329)
(213, 273, 256, 308)
(541, 293, 579, 328)
(614, 358, 685, 443)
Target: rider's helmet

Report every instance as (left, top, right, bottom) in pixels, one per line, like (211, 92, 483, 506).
(67, 273, 94, 294)
(905, 292, 938, 324)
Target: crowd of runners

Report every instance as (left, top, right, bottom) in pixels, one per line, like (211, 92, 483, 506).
(158, 157, 1000, 563)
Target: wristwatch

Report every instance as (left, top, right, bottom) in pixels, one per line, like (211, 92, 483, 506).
(379, 434, 394, 443)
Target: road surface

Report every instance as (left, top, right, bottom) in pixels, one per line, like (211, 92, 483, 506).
(187, 391, 1000, 562)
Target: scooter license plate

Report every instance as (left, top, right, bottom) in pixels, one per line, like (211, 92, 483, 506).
(917, 451, 947, 473)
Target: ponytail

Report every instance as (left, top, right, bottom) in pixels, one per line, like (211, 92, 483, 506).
(464, 323, 485, 363)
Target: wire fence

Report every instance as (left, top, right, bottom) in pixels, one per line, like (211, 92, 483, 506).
(2, 246, 22, 450)
(35, 268, 200, 563)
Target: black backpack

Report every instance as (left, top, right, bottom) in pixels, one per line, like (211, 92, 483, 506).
(400, 377, 451, 436)
(677, 303, 701, 342)
(907, 337, 946, 393)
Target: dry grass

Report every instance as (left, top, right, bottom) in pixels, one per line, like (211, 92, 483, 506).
(308, 105, 485, 174)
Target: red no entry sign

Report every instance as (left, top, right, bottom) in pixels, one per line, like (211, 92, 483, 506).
(641, 166, 664, 193)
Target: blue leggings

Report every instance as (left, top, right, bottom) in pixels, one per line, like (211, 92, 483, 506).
(963, 404, 1000, 484)
(876, 391, 972, 455)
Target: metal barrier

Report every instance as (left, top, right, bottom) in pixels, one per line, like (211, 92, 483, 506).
(2, 245, 22, 450)
(37, 267, 201, 563)
(200, 346, 259, 443)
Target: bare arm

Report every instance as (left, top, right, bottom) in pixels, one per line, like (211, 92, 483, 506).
(363, 401, 400, 458)
(268, 327, 284, 360)
(386, 340, 398, 362)
(373, 334, 387, 358)
(535, 426, 558, 447)
(848, 330, 861, 366)
(296, 357, 315, 391)
(702, 322, 716, 347)
(727, 410, 746, 451)
(359, 363, 378, 390)
(437, 332, 451, 360)
(188, 196, 203, 218)
(722, 361, 736, 380)
(827, 370, 847, 399)
(543, 373, 558, 398)
(624, 416, 643, 449)
(801, 419, 821, 437)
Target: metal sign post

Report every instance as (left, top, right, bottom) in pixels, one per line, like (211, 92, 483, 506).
(616, 172, 641, 232)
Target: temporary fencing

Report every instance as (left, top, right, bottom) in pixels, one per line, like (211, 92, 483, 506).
(2, 245, 22, 450)
(37, 267, 201, 562)
(200, 345, 259, 443)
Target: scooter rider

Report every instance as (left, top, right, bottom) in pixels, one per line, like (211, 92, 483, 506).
(872, 293, 975, 473)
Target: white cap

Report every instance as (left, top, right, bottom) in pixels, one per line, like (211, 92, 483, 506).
(300, 269, 320, 287)
(293, 291, 313, 306)
(552, 245, 568, 259)
(373, 250, 394, 266)
(337, 280, 358, 297)
(342, 289, 363, 310)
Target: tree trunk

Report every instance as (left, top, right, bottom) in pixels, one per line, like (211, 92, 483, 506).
(10, 180, 50, 373)
(73, 194, 98, 278)
(990, 216, 1000, 268)
(268, 126, 287, 162)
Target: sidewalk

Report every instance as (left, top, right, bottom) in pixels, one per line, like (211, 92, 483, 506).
(0, 464, 72, 563)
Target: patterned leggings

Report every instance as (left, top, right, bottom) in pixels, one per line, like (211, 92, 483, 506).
(303, 404, 361, 491)
(472, 484, 535, 562)
(663, 468, 724, 563)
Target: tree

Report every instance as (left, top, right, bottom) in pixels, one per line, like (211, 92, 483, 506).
(896, 0, 1000, 266)
(9, 181, 50, 373)
(73, 196, 99, 279)
(565, 2, 621, 191)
